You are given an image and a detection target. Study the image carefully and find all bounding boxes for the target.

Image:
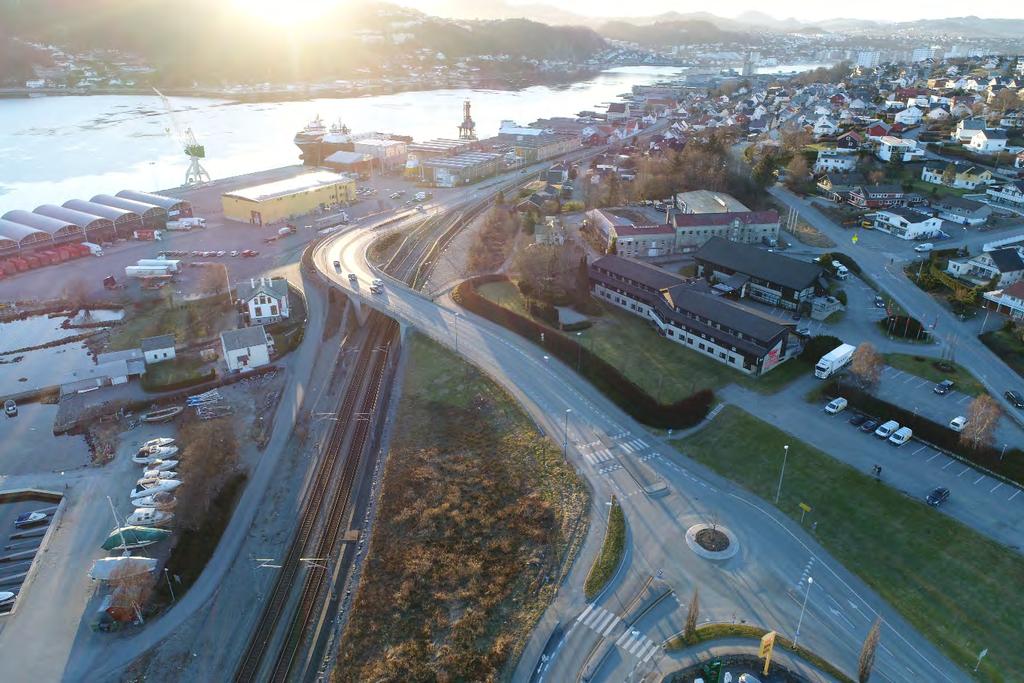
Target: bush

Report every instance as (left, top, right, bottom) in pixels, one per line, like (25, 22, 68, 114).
(835, 290, 848, 306)
(561, 321, 593, 333)
(824, 381, 1024, 484)
(453, 276, 713, 429)
(584, 497, 625, 600)
(799, 335, 843, 364)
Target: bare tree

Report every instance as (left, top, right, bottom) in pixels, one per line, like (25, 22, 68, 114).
(785, 155, 810, 190)
(850, 343, 884, 390)
(683, 587, 700, 641)
(960, 395, 1001, 451)
(858, 617, 882, 683)
(175, 417, 241, 530)
(62, 276, 92, 314)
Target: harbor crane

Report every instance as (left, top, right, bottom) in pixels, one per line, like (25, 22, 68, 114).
(153, 88, 210, 187)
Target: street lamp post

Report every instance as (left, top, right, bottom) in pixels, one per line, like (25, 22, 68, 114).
(775, 445, 789, 504)
(794, 576, 813, 647)
(454, 311, 461, 353)
(164, 568, 176, 602)
(563, 409, 572, 457)
(576, 332, 583, 372)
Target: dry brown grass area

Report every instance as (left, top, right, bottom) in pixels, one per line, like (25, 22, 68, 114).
(336, 334, 588, 682)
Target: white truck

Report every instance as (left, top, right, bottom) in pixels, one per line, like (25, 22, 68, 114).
(81, 242, 104, 256)
(831, 260, 849, 280)
(136, 258, 181, 273)
(814, 343, 856, 379)
(125, 265, 173, 278)
(165, 217, 206, 230)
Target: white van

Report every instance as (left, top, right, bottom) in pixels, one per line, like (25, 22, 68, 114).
(949, 416, 968, 432)
(874, 420, 900, 439)
(888, 426, 913, 446)
(824, 397, 848, 414)
(914, 242, 934, 253)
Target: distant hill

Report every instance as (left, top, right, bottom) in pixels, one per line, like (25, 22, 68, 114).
(598, 19, 741, 46)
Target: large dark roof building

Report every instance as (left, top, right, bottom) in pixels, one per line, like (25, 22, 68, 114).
(694, 237, 825, 310)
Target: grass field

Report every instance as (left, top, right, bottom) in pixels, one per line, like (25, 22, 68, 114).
(106, 296, 234, 351)
(884, 353, 987, 396)
(140, 355, 213, 392)
(672, 406, 1024, 681)
(980, 328, 1024, 380)
(584, 497, 625, 600)
(476, 280, 807, 399)
(336, 334, 589, 682)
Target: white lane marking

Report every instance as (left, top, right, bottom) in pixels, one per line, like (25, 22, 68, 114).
(1010, 489, 1022, 501)
(990, 482, 1002, 493)
(582, 607, 604, 627)
(629, 637, 649, 655)
(957, 467, 971, 478)
(941, 460, 956, 470)
(593, 610, 616, 633)
(577, 604, 594, 622)
(615, 630, 632, 647)
(621, 633, 639, 651)
(973, 474, 985, 484)
(912, 445, 927, 455)
(601, 617, 619, 637)
(642, 643, 660, 662)
(957, 395, 970, 404)
(926, 452, 941, 463)
(635, 439, 649, 448)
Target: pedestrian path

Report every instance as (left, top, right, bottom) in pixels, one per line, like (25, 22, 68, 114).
(575, 604, 661, 663)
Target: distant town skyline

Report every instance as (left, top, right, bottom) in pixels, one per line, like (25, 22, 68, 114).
(411, 0, 1024, 24)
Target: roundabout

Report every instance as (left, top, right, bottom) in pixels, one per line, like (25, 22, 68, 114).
(685, 523, 739, 561)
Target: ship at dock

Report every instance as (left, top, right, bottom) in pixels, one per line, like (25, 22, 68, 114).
(294, 116, 412, 166)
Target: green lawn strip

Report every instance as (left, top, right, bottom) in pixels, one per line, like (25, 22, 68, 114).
(671, 406, 1024, 680)
(980, 328, 1024, 379)
(883, 353, 987, 397)
(106, 296, 233, 351)
(583, 496, 626, 601)
(665, 624, 853, 683)
(336, 334, 588, 681)
(476, 280, 804, 399)
(140, 355, 214, 392)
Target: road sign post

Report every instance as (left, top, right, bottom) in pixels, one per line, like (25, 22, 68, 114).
(759, 630, 777, 676)
(799, 502, 812, 525)
(974, 648, 988, 672)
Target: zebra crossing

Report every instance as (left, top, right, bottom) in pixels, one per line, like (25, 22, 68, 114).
(576, 435, 651, 468)
(575, 604, 662, 663)
(581, 447, 615, 465)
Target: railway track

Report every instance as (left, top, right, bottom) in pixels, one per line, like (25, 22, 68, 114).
(234, 314, 397, 682)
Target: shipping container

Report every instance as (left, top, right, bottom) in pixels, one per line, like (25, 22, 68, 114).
(12, 258, 28, 272)
(24, 255, 40, 269)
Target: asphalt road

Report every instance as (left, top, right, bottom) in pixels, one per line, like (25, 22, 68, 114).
(316, 224, 970, 683)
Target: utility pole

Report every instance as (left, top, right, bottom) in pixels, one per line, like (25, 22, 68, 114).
(775, 444, 789, 504)
(794, 576, 813, 647)
(563, 409, 572, 457)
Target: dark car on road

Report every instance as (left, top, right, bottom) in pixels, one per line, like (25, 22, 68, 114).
(933, 380, 954, 395)
(874, 295, 886, 308)
(1006, 391, 1024, 409)
(860, 419, 879, 433)
(848, 413, 868, 427)
(926, 487, 950, 507)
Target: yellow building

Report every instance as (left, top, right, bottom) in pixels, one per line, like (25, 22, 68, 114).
(221, 171, 356, 225)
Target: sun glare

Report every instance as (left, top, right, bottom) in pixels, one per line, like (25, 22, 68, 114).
(234, 0, 336, 26)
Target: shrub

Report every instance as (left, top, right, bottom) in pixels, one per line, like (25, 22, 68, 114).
(799, 335, 843, 364)
(453, 276, 713, 429)
(835, 289, 848, 306)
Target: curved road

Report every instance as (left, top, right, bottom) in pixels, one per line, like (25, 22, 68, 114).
(315, 223, 971, 683)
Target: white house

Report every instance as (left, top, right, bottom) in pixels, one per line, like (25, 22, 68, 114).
(967, 129, 1009, 155)
(812, 116, 840, 138)
(987, 181, 1024, 210)
(236, 277, 290, 326)
(873, 207, 943, 240)
(813, 148, 858, 173)
(894, 106, 923, 126)
(947, 247, 1024, 286)
(931, 196, 992, 225)
(983, 280, 1024, 320)
(221, 325, 274, 373)
(140, 335, 176, 365)
(876, 136, 924, 163)
(953, 117, 986, 142)
(926, 107, 951, 121)
(920, 162, 993, 190)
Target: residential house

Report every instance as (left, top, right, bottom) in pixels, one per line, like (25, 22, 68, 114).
(817, 172, 866, 202)
(865, 121, 894, 140)
(813, 148, 858, 173)
(849, 184, 905, 208)
(999, 110, 1024, 128)
(967, 129, 1008, 155)
(920, 162, 993, 190)
(140, 335, 176, 365)
(606, 102, 630, 121)
(946, 247, 1024, 286)
(931, 196, 992, 225)
(693, 236, 825, 310)
(588, 255, 792, 375)
(60, 358, 145, 397)
(953, 117, 986, 142)
(1017, 151, 1024, 170)
(894, 106, 923, 126)
(876, 136, 924, 163)
(836, 131, 864, 149)
(813, 116, 840, 138)
(221, 325, 274, 372)
(987, 180, 1024, 210)
(872, 207, 943, 239)
(982, 280, 1024, 320)
(236, 277, 290, 326)
(926, 107, 951, 122)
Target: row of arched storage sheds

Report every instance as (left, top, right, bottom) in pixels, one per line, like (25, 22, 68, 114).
(0, 190, 192, 258)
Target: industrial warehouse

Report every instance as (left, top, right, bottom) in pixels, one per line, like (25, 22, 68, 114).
(220, 171, 357, 225)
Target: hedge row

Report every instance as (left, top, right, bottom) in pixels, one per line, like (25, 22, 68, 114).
(824, 380, 1024, 485)
(452, 276, 713, 429)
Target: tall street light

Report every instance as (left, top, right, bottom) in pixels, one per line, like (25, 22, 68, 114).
(563, 409, 572, 457)
(794, 576, 812, 647)
(453, 311, 461, 353)
(775, 444, 789, 504)
(576, 332, 583, 372)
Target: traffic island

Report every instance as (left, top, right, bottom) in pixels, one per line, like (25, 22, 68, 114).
(685, 523, 738, 561)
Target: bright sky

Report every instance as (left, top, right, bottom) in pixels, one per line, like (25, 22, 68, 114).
(408, 0, 1024, 23)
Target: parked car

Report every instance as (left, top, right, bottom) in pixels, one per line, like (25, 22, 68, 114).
(949, 415, 968, 432)
(4, 399, 16, 417)
(860, 419, 879, 433)
(914, 242, 934, 253)
(333, 260, 341, 272)
(348, 272, 358, 283)
(241, 249, 259, 257)
(874, 420, 900, 438)
(848, 413, 868, 427)
(926, 487, 950, 507)
(824, 397, 848, 414)
(1006, 390, 1024, 409)
(933, 379, 954, 395)
(888, 426, 913, 446)
(229, 250, 239, 257)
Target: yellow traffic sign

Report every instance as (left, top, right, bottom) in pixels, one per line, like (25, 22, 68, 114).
(760, 631, 777, 675)
(799, 503, 812, 512)
(852, 233, 859, 244)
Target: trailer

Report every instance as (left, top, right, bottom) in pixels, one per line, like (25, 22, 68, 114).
(815, 343, 856, 379)
(125, 265, 173, 278)
(136, 258, 181, 273)
(133, 230, 163, 241)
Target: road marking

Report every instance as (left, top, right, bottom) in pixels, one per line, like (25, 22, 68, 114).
(990, 482, 1003, 493)
(601, 618, 619, 637)
(957, 467, 971, 478)
(889, 369, 903, 378)
(577, 604, 594, 622)
(594, 610, 616, 633)
(957, 395, 970, 404)
(1010, 489, 1022, 501)
(926, 452, 941, 463)
(629, 637, 650, 656)
(615, 630, 632, 647)
(903, 375, 917, 384)
(582, 607, 604, 627)
(642, 643, 660, 662)
(620, 633, 639, 650)
(620, 442, 635, 453)
(635, 438, 649, 448)
(915, 379, 929, 388)
(941, 460, 956, 470)
(973, 474, 985, 484)
(912, 445, 927, 455)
